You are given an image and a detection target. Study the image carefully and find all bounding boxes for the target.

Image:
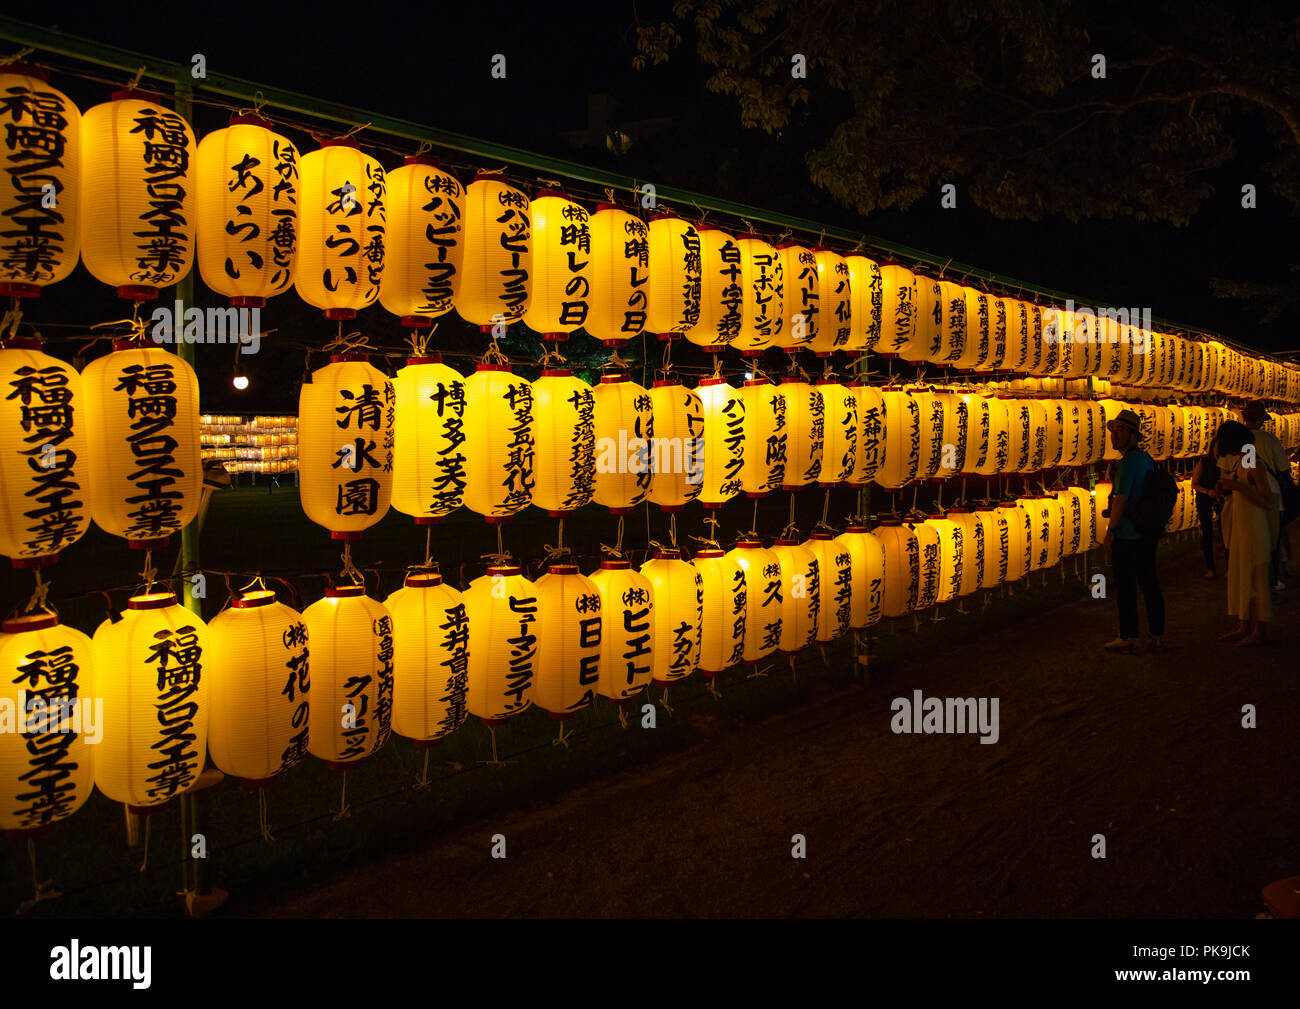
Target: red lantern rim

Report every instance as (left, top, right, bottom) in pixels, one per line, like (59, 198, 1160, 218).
(128, 592, 177, 610)
(476, 363, 511, 373)
(403, 154, 441, 168)
(651, 549, 682, 560)
(0, 64, 50, 81)
(697, 377, 725, 387)
(599, 373, 629, 384)
(231, 590, 277, 609)
(404, 355, 444, 366)
(599, 559, 630, 570)
(651, 379, 681, 388)
(486, 565, 521, 576)
(844, 525, 868, 533)
(403, 573, 443, 587)
(540, 369, 573, 377)
(325, 585, 366, 598)
(773, 538, 799, 546)
(546, 564, 579, 574)
(694, 549, 724, 558)
(1, 612, 59, 633)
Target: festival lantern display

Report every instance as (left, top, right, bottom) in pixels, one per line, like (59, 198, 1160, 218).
(726, 537, 783, 666)
(82, 341, 201, 548)
(1166, 403, 1187, 459)
(1039, 398, 1065, 470)
(648, 378, 704, 510)
(691, 547, 745, 674)
(532, 370, 595, 516)
(1039, 307, 1066, 378)
(593, 372, 654, 513)
(878, 264, 920, 358)
(589, 559, 655, 703)
(206, 589, 309, 784)
(732, 233, 784, 353)
(588, 203, 650, 347)
(295, 139, 385, 318)
(816, 379, 857, 485)
(376, 156, 463, 325)
(523, 190, 590, 339)
(1021, 302, 1046, 376)
(845, 254, 883, 353)
(847, 382, 884, 486)
(92, 591, 209, 809)
(974, 504, 1008, 589)
(807, 248, 851, 354)
(779, 380, 825, 488)
(1183, 404, 1205, 458)
(464, 565, 537, 723)
(769, 537, 819, 653)
(463, 364, 534, 521)
(80, 89, 195, 300)
(458, 173, 531, 328)
(646, 212, 701, 338)
(1023, 398, 1048, 472)
(196, 115, 299, 306)
(804, 531, 852, 642)
(876, 386, 921, 489)
(875, 518, 919, 617)
(392, 355, 468, 524)
(774, 241, 819, 350)
(1004, 299, 1031, 373)
(911, 519, 942, 611)
(686, 225, 739, 349)
(298, 354, 393, 538)
(696, 377, 745, 507)
(739, 379, 787, 496)
(0, 612, 94, 830)
(640, 548, 702, 685)
(303, 586, 392, 766)
(835, 524, 885, 629)
(1044, 494, 1067, 568)
(385, 572, 469, 745)
(533, 564, 602, 717)
(1065, 310, 1094, 379)
(0, 66, 80, 298)
(0, 338, 91, 565)
(1058, 398, 1085, 468)
(996, 499, 1032, 582)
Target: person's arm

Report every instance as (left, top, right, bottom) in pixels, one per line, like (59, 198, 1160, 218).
(1191, 458, 1213, 497)
(1221, 467, 1274, 509)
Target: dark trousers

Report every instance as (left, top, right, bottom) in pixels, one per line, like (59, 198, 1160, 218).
(1197, 498, 1219, 572)
(1113, 536, 1164, 639)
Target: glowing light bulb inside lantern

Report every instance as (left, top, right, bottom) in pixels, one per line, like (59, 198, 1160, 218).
(233, 373, 249, 390)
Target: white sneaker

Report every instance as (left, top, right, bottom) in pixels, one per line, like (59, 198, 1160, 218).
(1103, 636, 1139, 654)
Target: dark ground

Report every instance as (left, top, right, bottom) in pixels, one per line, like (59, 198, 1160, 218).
(239, 541, 1298, 918)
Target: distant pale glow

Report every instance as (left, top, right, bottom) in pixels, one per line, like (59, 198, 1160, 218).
(233, 374, 250, 391)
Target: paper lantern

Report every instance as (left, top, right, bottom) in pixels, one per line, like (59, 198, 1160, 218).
(1059, 398, 1086, 468)
(392, 355, 467, 523)
(1039, 398, 1065, 469)
(0, 339, 91, 565)
(696, 377, 745, 507)
(960, 388, 990, 474)
(299, 354, 393, 538)
(726, 538, 783, 665)
(302, 586, 392, 765)
(646, 213, 701, 338)
(82, 342, 200, 548)
(1005, 300, 1031, 373)
(1182, 404, 1205, 458)
(534, 564, 601, 717)
(816, 380, 857, 486)
(876, 387, 921, 489)
(779, 380, 825, 489)
(732, 233, 784, 354)
(847, 382, 883, 486)
(463, 365, 534, 521)
(1052, 489, 1084, 558)
(686, 225, 740, 349)
(0, 613, 94, 829)
(385, 572, 469, 745)
(295, 140, 385, 318)
(916, 278, 962, 366)
(458, 174, 531, 327)
(1023, 303, 1047, 376)
(835, 525, 885, 628)
(910, 385, 945, 481)
(378, 156, 464, 325)
(946, 508, 984, 597)
(587, 204, 649, 346)
(207, 589, 309, 783)
(691, 548, 745, 674)
(640, 548, 702, 684)
(953, 287, 989, 371)
(975, 395, 1010, 477)
(974, 504, 1007, 589)
(739, 379, 787, 496)
(845, 254, 883, 353)
(1004, 399, 1032, 474)
(523, 190, 590, 339)
(1023, 398, 1048, 472)
(1065, 310, 1094, 379)
(532, 370, 596, 516)
(996, 500, 1032, 581)
(808, 248, 851, 354)
(925, 515, 964, 605)
(464, 566, 537, 723)
(0, 67, 80, 297)
(804, 532, 852, 641)
(196, 115, 298, 306)
(911, 520, 942, 610)
(878, 264, 920, 358)
(929, 386, 967, 480)
(80, 90, 195, 300)
(769, 538, 819, 653)
(1039, 307, 1065, 378)
(590, 559, 655, 702)
(593, 373, 653, 513)
(92, 592, 208, 808)
(774, 241, 819, 349)
(875, 519, 918, 617)
(648, 379, 704, 510)
(981, 298, 1011, 372)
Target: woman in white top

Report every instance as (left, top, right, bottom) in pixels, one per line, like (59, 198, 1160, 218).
(1215, 421, 1279, 646)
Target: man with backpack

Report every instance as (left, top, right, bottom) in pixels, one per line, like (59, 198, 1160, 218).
(1101, 408, 1168, 654)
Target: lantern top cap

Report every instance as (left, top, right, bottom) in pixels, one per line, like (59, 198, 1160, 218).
(318, 137, 361, 150)
(228, 111, 273, 128)
(2, 612, 59, 633)
(404, 354, 444, 366)
(128, 591, 177, 610)
(0, 64, 49, 81)
(599, 559, 630, 570)
(329, 352, 370, 364)
(404, 154, 441, 168)
(231, 589, 277, 609)
(810, 531, 833, 539)
(475, 363, 511, 373)
(651, 549, 682, 559)
(112, 87, 163, 103)
(844, 524, 868, 533)
(651, 378, 681, 388)
(773, 538, 799, 546)
(546, 564, 579, 574)
(325, 585, 366, 598)
(599, 372, 629, 383)
(735, 538, 762, 548)
(877, 517, 903, 526)
(539, 368, 573, 378)
(1, 336, 42, 351)
(595, 203, 624, 212)
(403, 572, 443, 587)
(694, 548, 723, 558)
(485, 565, 521, 576)
(697, 376, 725, 387)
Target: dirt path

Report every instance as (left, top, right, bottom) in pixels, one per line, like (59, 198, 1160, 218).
(244, 547, 1298, 917)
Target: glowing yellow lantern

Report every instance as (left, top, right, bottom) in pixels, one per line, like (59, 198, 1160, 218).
(946, 508, 984, 597)
(808, 248, 851, 354)
(646, 212, 701, 339)
(648, 379, 704, 510)
(816, 379, 858, 485)
(769, 538, 819, 654)
(875, 519, 919, 617)
(911, 384, 945, 481)
(726, 538, 783, 666)
(295, 139, 385, 319)
(981, 298, 1011, 373)
(464, 565, 537, 724)
(847, 382, 883, 486)
(0, 613, 94, 830)
(532, 370, 595, 516)
(640, 548, 702, 685)
(740, 379, 787, 496)
(82, 342, 200, 548)
(921, 514, 959, 605)
(196, 115, 298, 306)
(0, 338, 91, 565)
(1023, 303, 1047, 376)
(458, 173, 531, 328)
(207, 589, 309, 784)
(960, 388, 990, 475)
(734, 233, 784, 353)
(593, 372, 653, 513)
(975, 395, 1010, 477)
(299, 354, 393, 538)
(1183, 405, 1205, 458)
(911, 520, 942, 610)
(1005, 300, 1031, 373)
(996, 500, 1032, 581)
(835, 525, 885, 628)
(386, 572, 469, 745)
(1039, 398, 1065, 469)
(1059, 398, 1086, 467)
(534, 564, 601, 717)
(1167, 404, 1187, 458)
(92, 591, 208, 808)
(953, 287, 989, 371)
(846, 254, 883, 353)
(876, 386, 921, 489)
(917, 279, 965, 366)
(0, 66, 80, 298)
(774, 241, 819, 350)
(1053, 489, 1085, 557)
(392, 355, 467, 524)
(80, 89, 195, 300)
(590, 559, 655, 703)
(463, 365, 534, 521)
(373, 155, 464, 326)
(588, 203, 649, 347)
(805, 532, 852, 641)
(779, 380, 825, 488)
(686, 225, 740, 349)
(1005, 399, 1033, 473)
(878, 264, 920, 358)
(1023, 398, 1048, 471)
(692, 548, 746, 674)
(974, 504, 1008, 588)
(694, 377, 745, 507)
(523, 190, 590, 339)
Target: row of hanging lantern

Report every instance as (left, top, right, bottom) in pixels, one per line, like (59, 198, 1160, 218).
(3, 65, 1297, 403)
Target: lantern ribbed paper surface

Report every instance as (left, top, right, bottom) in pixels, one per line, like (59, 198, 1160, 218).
(645, 213, 701, 337)
(926, 516, 963, 605)
(696, 378, 745, 507)
(378, 157, 463, 324)
(392, 355, 467, 523)
(912, 520, 942, 610)
(805, 532, 851, 642)
(532, 370, 595, 516)
(845, 254, 882, 353)
(835, 525, 885, 628)
(875, 519, 918, 618)
(946, 508, 984, 597)
(386, 573, 469, 744)
(807, 248, 851, 353)
(975, 505, 1008, 588)
(590, 560, 655, 701)
(534, 565, 602, 716)
(774, 242, 818, 350)
(847, 383, 883, 486)
(739, 379, 787, 495)
(733, 234, 783, 353)
(769, 539, 819, 654)
(877, 387, 921, 489)
(686, 225, 738, 349)
(464, 566, 537, 722)
(588, 204, 649, 346)
(458, 175, 531, 327)
(522, 190, 589, 339)
(648, 379, 704, 510)
(780, 380, 824, 489)
(878, 265, 921, 358)
(463, 366, 534, 520)
(640, 549, 701, 684)
(817, 380, 857, 485)
(726, 539, 783, 664)
(692, 548, 746, 673)
(593, 373, 653, 513)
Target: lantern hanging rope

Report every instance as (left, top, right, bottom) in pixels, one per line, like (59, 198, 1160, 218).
(21, 569, 52, 616)
(258, 788, 274, 842)
(338, 543, 364, 587)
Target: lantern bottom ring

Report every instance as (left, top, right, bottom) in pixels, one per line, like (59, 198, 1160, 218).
(127, 536, 171, 550)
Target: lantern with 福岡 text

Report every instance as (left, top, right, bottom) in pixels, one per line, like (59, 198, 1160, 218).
(875, 519, 919, 617)
(996, 500, 1031, 582)
(959, 388, 990, 475)
(648, 379, 704, 510)
(726, 538, 783, 666)
(392, 355, 467, 524)
(779, 380, 825, 488)
(534, 564, 601, 717)
(646, 212, 700, 339)
(804, 532, 852, 641)
(696, 377, 745, 507)
(386, 572, 469, 746)
(464, 566, 537, 724)
(522, 190, 588, 339)
(816, 379, 858, 485)
(532, 370, 595, 516)
(463, 365, 534, 521)
(946, 508, 984, 597)
(740, 379, 787, 496)
(458, 174, 531, 329)
(693, 547, 746, 674)
(587, 204, 649, 347)
(593, 373, 652, 513)
(953, 287, 989, 371)
(298, 354, 393, 538)
(590, 559, 655, 703)
(378, 156, 463, 326)
(640, 548, 702, 685)
(835, 525, 885, 628)
(769, 538, 819, 654)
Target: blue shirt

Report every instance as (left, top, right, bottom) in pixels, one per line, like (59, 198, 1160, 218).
(1112, 447, 1154, 540)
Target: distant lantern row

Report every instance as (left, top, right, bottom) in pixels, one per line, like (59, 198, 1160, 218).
(2, 66, 1296, 402)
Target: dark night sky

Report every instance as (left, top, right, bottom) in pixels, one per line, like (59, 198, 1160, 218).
(14, 1, 1298, 411)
